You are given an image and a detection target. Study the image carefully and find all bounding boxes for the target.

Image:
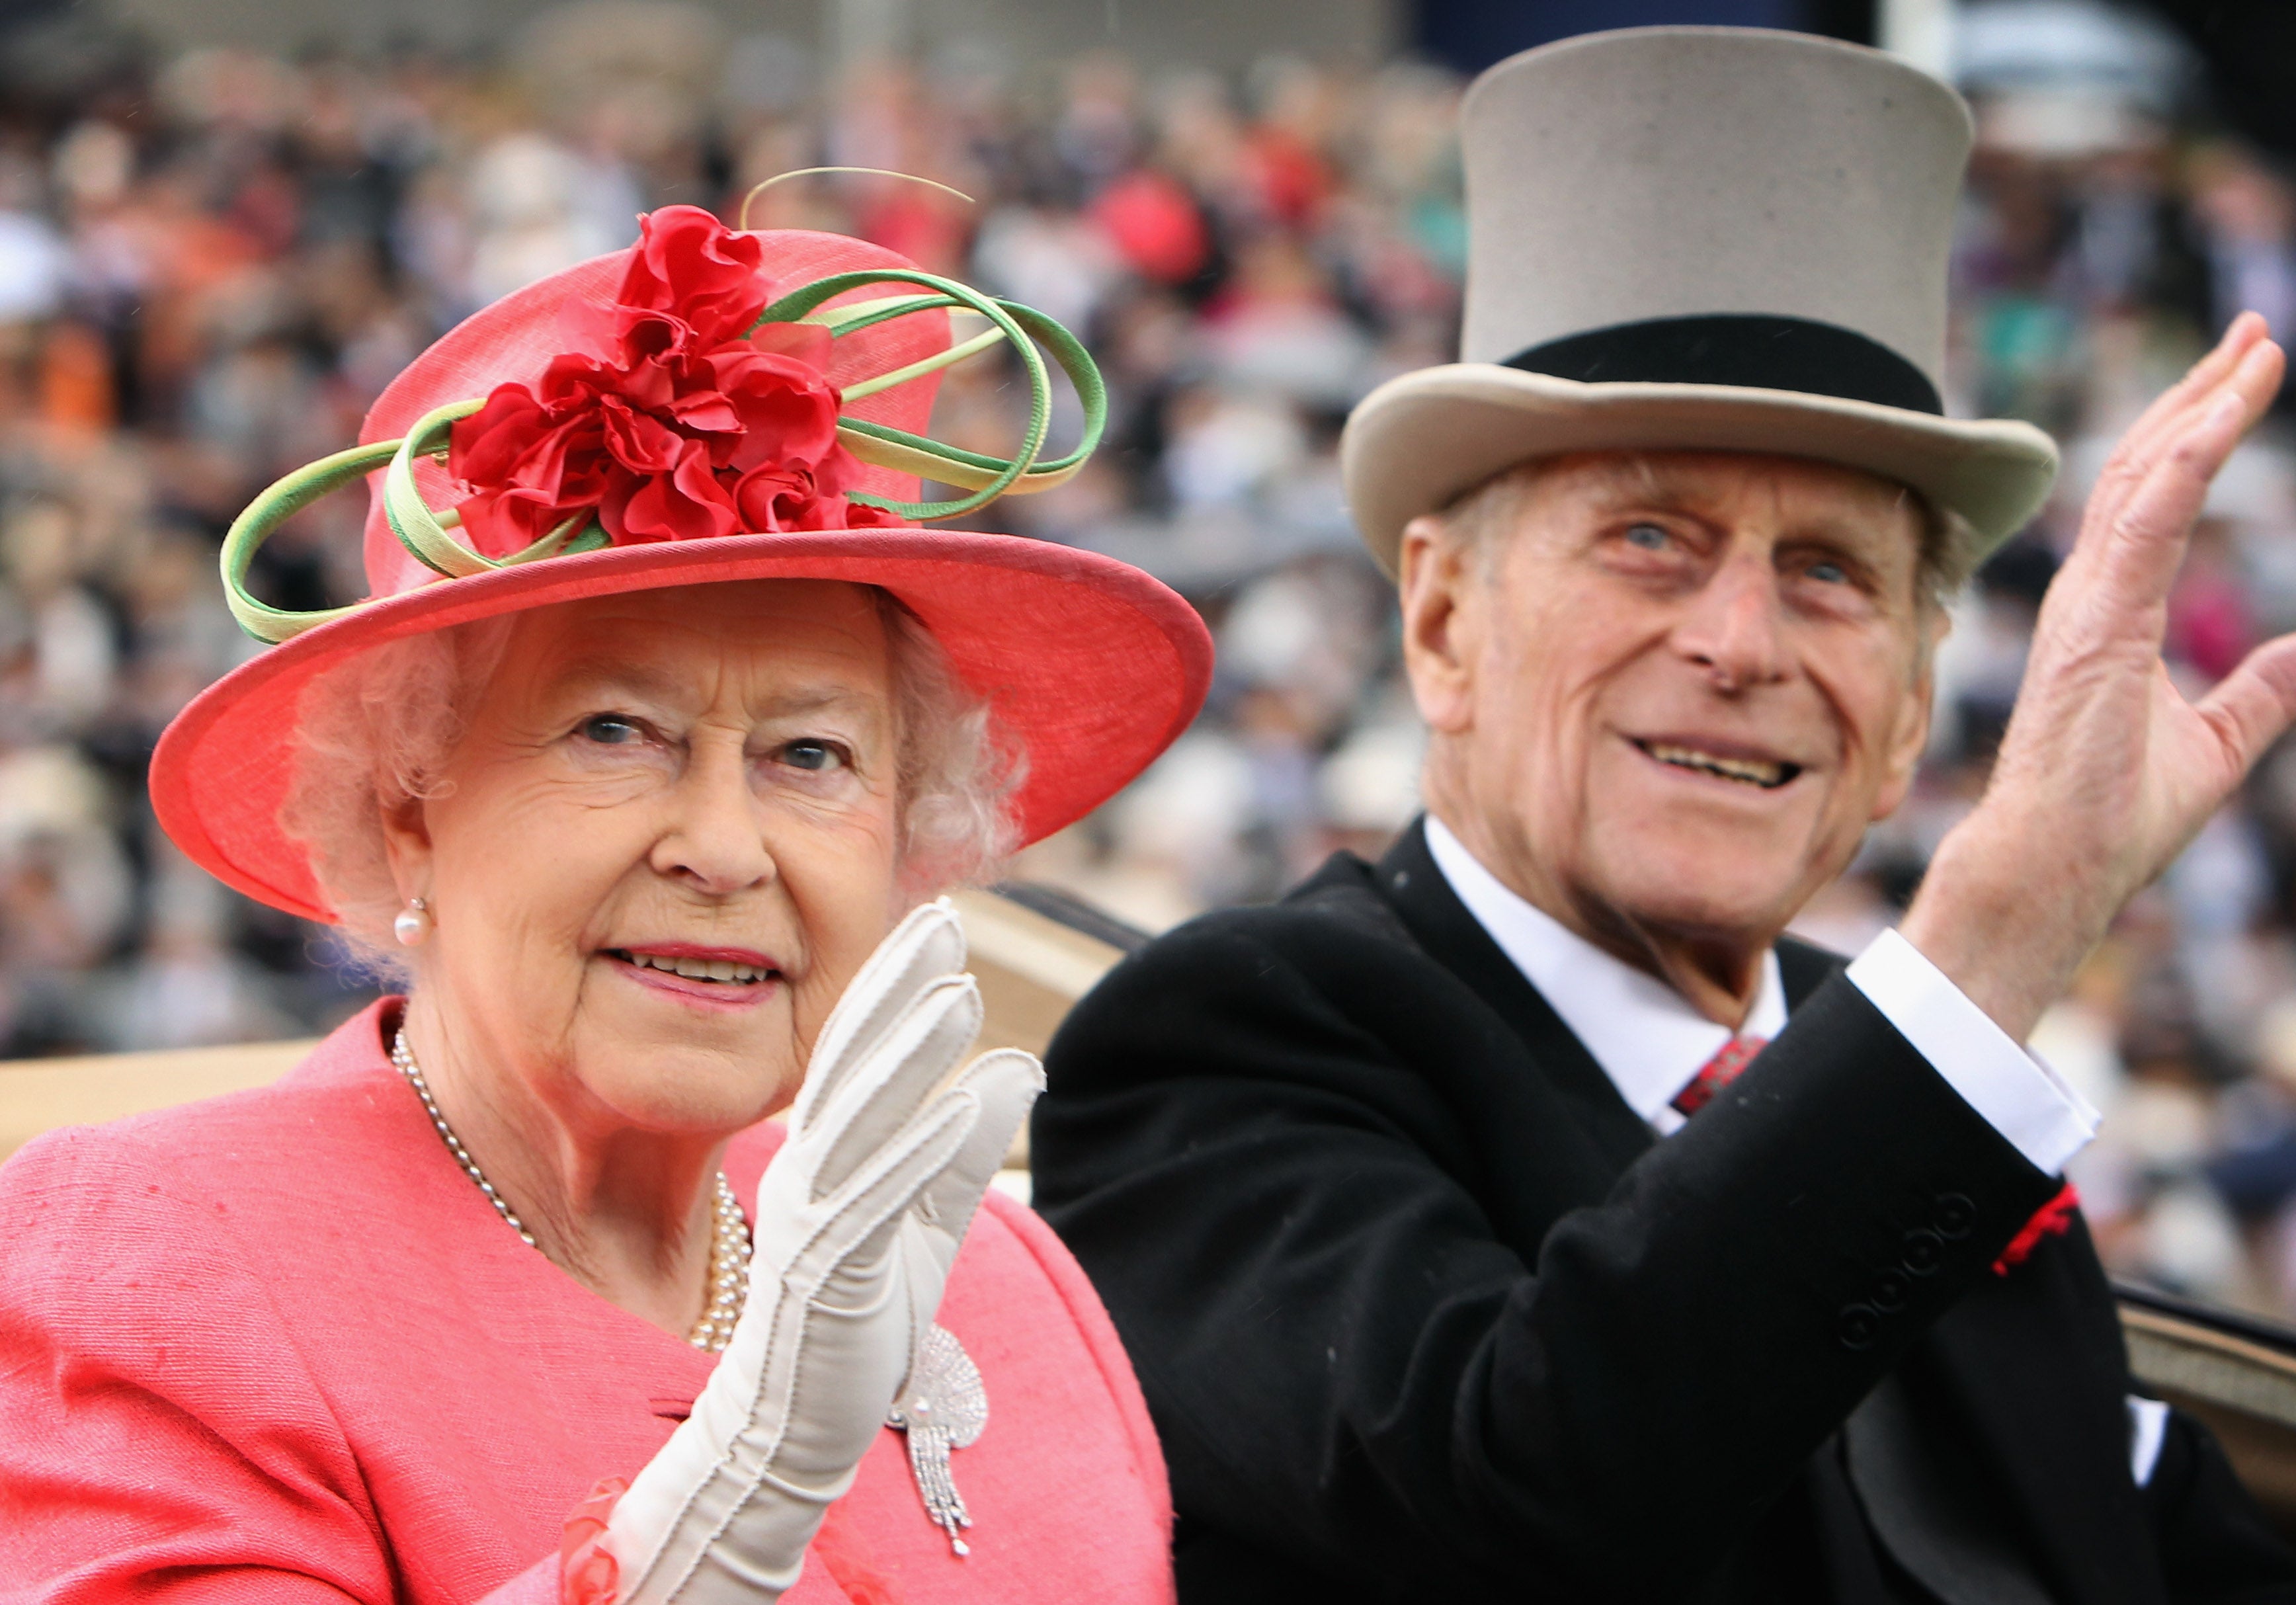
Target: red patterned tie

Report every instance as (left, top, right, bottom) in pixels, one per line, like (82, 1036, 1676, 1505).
(1671, 1034, 1768, 1117)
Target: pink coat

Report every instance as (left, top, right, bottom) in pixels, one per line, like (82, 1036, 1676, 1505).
(0, 1003, 1174, 1604)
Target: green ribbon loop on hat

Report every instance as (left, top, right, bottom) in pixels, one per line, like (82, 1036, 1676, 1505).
(218, 266, 1106, 645)
(222, 403, 609, 641)
(757, 268, 1106, 520)
(220, 440, 397, 643)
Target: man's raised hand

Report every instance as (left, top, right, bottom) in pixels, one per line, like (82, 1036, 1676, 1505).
(1904, 312, 2291, 1042)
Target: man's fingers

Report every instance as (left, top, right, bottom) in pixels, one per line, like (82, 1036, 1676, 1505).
(2153, 313, 2269, 417)
(2240, 333, 2289, 415)
(2086, 341, 2279, 606)
(2117, 313, 2270, 466)
(2083, 315, 2272, 534)
(2196, 633, 2296, 785)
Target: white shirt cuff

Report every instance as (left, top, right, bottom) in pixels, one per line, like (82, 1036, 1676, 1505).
(2128, 1395, 2170, 1487)
(1845, 928, 2099, 1176)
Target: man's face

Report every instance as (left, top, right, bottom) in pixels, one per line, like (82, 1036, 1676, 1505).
(1401, 450, 1940, 963)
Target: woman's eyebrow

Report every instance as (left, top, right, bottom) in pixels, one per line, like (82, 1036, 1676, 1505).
(541, 654, 882, 719)
(546, 660, 688, 706)
(752, 684, 880, 721)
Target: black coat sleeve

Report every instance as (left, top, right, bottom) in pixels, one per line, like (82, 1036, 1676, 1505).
(1032, 907, 2065, 1600)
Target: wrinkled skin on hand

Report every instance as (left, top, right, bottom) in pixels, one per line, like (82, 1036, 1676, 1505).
(1905, 313, 2293, 1042)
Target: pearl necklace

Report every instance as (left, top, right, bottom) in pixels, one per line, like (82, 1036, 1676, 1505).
(391, 1029, 753, 1352)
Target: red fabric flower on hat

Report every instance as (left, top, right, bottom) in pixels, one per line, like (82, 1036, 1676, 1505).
(448, 204, 905, 555)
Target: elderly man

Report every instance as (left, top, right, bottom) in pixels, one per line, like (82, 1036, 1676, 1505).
(1032, 28, 2296, 1605)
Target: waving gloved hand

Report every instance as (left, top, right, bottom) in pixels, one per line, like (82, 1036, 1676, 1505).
(602, 898, 1041, 1604)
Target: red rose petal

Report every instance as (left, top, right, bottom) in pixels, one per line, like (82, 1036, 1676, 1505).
(598, 397, 684, 474)
(619, 205, 770, 347)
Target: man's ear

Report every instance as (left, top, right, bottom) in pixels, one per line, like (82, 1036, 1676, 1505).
(1399, 515, 1479, 736)
(1871, 604, 1951, 821)
(379, 793, 434, 906)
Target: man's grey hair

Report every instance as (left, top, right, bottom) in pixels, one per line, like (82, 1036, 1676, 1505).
(280, 587, 1020, 981)
(1436, 454, 1981, 608)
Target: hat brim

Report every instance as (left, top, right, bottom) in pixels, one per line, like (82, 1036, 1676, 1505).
(1340, 363, 2060, 575)
(151, 529, 1211, 923)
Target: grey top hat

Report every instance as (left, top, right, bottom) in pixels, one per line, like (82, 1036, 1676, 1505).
(1340, 26, 2059, 576)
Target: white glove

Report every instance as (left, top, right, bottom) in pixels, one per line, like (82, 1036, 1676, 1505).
(604, 898, 1042, 1604)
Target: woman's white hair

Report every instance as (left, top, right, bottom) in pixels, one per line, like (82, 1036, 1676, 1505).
(280, 587, 1022, 981)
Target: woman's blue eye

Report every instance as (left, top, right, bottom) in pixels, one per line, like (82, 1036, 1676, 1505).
(580, 715, 644, 745)
(781, 739, 841, 772)
(1623, 522, 1668, 550)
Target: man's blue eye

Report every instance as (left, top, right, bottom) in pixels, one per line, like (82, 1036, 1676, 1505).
(1624, 523, 1668, 550)
(1809, 560, 1848, 585)
(782, 740, 839, 772)
(580, 715, 643, 745)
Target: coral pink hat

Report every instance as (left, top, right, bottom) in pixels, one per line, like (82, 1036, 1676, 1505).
(152, 207, 1211, 923)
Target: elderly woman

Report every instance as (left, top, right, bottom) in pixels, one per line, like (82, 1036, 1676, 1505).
(0, 208, 1209, 1604)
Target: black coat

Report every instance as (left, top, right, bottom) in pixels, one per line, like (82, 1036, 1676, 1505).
(1032, 821, 2296, 1604)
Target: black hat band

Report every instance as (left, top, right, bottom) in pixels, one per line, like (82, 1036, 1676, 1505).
(1503, 313, 1944, 416)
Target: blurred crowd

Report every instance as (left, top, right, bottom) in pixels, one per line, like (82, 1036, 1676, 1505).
(11, 1, 2296, 1314)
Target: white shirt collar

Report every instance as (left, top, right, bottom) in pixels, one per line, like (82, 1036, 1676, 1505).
(1422, 816, 1786, 1135)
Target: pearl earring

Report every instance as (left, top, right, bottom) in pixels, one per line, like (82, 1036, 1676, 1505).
(393, 897, 433, 947)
